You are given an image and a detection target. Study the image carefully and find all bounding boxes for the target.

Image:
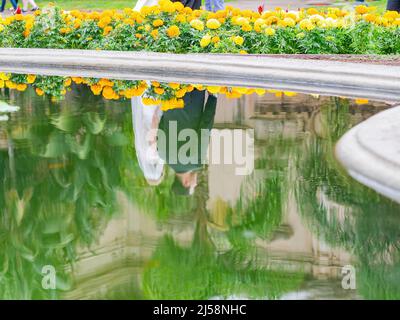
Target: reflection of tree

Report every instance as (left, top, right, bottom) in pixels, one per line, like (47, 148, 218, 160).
(295, 98, 400, 299)
(0, 87, 133, 299)
(142, 169, 304, 300)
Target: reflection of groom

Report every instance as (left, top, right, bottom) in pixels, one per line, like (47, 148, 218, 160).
(157, 89, 217, 195)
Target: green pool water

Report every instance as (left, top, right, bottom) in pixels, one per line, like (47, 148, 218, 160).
(0, 84, 399, 300)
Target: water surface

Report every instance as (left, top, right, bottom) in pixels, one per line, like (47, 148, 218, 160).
(0, 84, 399, 300)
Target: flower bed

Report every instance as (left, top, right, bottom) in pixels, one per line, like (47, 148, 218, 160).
(0, 1, 400, 54)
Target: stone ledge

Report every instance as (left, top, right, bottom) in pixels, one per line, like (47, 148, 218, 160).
(336, 105, 400, 203)
(0, 48, 400, 101)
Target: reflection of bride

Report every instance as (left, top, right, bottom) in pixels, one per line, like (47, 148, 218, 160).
(131, 97, 165, 185)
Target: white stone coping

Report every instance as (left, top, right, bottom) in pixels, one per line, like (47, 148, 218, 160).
(0, 48, 400, 101)
(336, 105, 400, 203)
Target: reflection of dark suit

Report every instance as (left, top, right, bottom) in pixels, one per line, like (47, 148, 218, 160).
(172, 0, 201, 10)
(157, 89, 217, 173)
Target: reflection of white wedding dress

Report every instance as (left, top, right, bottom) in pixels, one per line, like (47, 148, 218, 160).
(131, 97, 164, 182)
(132, 1, 164, 182)
(134, 0, 159, 11)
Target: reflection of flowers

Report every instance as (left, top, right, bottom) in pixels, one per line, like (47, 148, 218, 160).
(1, 72, 371, 109)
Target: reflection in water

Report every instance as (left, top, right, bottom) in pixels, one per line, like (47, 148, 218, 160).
(0, 83, 399, 300)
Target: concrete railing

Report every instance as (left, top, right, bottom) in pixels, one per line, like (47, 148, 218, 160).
(1, 48, 400, 101)
(336, 105, 400, 204)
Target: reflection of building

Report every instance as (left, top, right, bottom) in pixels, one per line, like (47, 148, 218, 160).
(211, 93, 356, 280)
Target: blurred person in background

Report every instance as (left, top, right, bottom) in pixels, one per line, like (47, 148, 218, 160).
(22, 0, 39, 12)
(387, 0, 400, 11)
(205, 0, 224, 12)
(0, 0, 19, 13)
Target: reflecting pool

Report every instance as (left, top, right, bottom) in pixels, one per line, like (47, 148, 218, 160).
(0, 80, 399, 300)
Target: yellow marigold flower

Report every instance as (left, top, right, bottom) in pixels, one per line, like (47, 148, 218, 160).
(142, 97, 160, 105)
(283, 91, 297, 97)
(153, 19, 164, 27)
(226, 91, 241, 99)
(0, 73, 10, 81)
(355, 98, 369, 105)
(135, 15, 144, 24)
(151, 29, 158, 39)
(135, 33, 143, 39)
(27, 74, 36, 84)
(16, 84, 27, 91)
(175, 14, 186, 23)
(135, 86, 147, 96)
(211, 36, 220, 43)
(154, 87, 165, 95)
(169, 82, 180, 89)
(60, 27, 69, 34)
(307, 8, 319, 15)
(364, 13, 377, 23)
(355, 5, 368, 15)
(234, 87, 249, 94)
(239, 50, 248, 54)
(103, 26, 113, 35)
(72, 77, 83, 84)
(161, 98, 184, 111)
(299, 19, 314, 31)
(242, 23, 252, 32)
(167, 25, 180, 38)
(102, 86, 115, 99)
(235, 17, 249, 26)
(151, 81, 160, 87)
(183, 7, 192, 14)
(175, 88, 186, 98)
(90, 84, 102, 95)
(190, 18, 204, 31)
(254, 18, 266, 26)
(255, 88, 266, 96)
(284, 17, 296, 27)
(173, 1, 184, 11)
(207, 86, 221, 94)
(265, 16, 279, 25)
(14, 14, 24, 21)
(265, 27, 275, 36)
(200, 34, 211, 48)
(64, 78, 72, 87)
(123, 18, 135, 25)
(74, 19, 82, 29)
(140, 5, 152, 16)
(206, 18, 221, 29)
(384, 10, 398, 21)
(233, 36, 244, 46)
(0, 80, 4, 89)
(98, 78, 114, 87)
(35, 88, 44, 96)
(6, 81, 16, 89)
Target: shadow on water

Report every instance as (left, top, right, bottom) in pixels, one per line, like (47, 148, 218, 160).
(0, 84, 399, 299)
